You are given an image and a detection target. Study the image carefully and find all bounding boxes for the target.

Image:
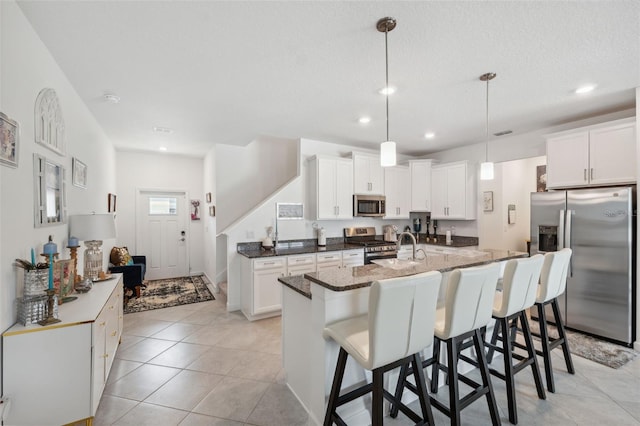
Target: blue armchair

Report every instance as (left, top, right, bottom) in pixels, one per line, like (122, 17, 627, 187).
(110, 255, 146, 293)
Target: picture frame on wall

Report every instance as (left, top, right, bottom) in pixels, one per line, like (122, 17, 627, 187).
(0, 111, 19, 168)
(209, 205, 215, 217)
(206, 192, 212, 203)
(483, 191, 494, 212)
(72, 157, 87, 188)
(108, 193, 117, 212)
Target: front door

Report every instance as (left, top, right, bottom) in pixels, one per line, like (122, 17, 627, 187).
(136, 190, 189, 280)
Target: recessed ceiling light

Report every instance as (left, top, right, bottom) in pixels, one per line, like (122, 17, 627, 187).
(359, 116, 371, 124)
(575, 84, 596, 94)
(103, 93, 120, 104)
(424, 132, 435, 139)
(159, 146, 167, 151)
(378, 86, 396, 96)
(153, 126, 174, 134)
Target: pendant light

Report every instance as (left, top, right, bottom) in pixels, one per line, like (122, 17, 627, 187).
(378, 17, 397, 167)
(480, 72, 496, 180)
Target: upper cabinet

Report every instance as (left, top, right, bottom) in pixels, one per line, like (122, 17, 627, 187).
(353, 153, 384, 194)
(309, 156, 353, 220)
(431, 161, 476, 220)
(384, 166, 410, 219)
(409, 159, 433, 212)
(546, 118, 636, 189)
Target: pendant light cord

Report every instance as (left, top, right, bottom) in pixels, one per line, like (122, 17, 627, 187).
(385, 26, 390, 142)
(485, 76, 489, 162)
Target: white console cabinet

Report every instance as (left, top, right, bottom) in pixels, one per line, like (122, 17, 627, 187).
(546, 117, 636, 189)
(2, 276, 123, 426)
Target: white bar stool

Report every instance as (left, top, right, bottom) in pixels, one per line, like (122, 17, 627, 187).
(534, 248, 575, 393)
(482, 255, 546, 424)
(394, 263, 502, 426)
(323, 271, 442, 426)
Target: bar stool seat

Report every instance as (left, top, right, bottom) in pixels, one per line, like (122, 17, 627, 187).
(393, 263, 502, 426)
(323, 271, 442, 426)
(482, 255, 546, 425)
(534, 248, 575, 393)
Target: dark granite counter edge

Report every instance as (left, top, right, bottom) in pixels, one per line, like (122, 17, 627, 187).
(278, 275, 312, 299)
(238, 242, 362, 258)
(302, 250, 527, 293)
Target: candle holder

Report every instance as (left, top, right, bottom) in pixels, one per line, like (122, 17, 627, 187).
(38, 289, 61, 326)
(68, 245, 81, 284)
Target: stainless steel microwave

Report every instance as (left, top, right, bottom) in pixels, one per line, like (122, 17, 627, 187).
(353, 194, 386, 217)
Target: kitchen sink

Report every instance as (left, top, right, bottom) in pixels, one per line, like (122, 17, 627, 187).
(371, 258, 422, 270)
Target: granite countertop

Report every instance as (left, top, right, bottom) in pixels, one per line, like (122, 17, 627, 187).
(278, 275, 311, 299)
(295, 249, 526, 294)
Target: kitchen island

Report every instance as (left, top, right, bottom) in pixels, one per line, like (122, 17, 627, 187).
(279, 249, 526, 426)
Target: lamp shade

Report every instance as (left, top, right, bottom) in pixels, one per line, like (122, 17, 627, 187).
(380, 141, 397, 167)
(480, 162, 495, 180)
(69, 214, 116, 241)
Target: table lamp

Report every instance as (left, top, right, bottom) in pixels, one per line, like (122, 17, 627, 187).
(68, 214, 116, 281)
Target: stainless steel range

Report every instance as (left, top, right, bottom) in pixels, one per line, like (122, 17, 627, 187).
(344, 227, 398, 264)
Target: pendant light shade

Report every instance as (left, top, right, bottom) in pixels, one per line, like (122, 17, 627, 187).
(378, 17, 397, 167)
(380, 141, 396, 167)
(480, 72, 496, 181)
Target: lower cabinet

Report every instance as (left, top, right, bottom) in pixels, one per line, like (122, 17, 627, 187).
(341, 249, 364, 268)
(316, 252, 342, 271)
(243, 257, 287, 320)
(2, 277, 123, 425)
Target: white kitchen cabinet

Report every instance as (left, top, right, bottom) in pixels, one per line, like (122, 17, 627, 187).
(309, 156, 353, 220)
(316, 252, 342, 271)
(2, 276, 123, 426)
(341, 249, 364, 268)
(242, 257, 287, 320)
(353, 153, 384, 194)
(409, 159, 433, 212)
(431, 161, 476, 220)
(384, 166, 410, 219)
(546, 117, 636, 189)
(287, 254, 317, 275)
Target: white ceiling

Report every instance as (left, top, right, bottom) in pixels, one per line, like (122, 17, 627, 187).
(17, 1, 640, 158)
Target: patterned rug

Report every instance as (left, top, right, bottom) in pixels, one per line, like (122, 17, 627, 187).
(124, 274, 214, 314)
(529, 319, 638, 369)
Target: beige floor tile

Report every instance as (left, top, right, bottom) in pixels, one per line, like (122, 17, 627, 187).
(113, 401, 189, 425)
(181, 325, 233, 346)
(123, 317, 174, 337)
(105, 363, 180, 401)
(93, 395, 138, 426)
(227, 351, 282, 382)
(151, 322, 204, 341)
(106, 358, 143, 385)
(192, 376, 269, 422)
(145, 369, 224, 411)
(186, 347, 252, 375)
(179, 413, 244, 425)
(117, 334, 145, 352)
(246, 383, 309, 426)
(618, 400, 640, 423)
(116, 337, 177, 363)
(148, 342, 212, 368)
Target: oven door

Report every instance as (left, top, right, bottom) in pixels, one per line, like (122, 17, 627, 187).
(365, 250, 398, 265)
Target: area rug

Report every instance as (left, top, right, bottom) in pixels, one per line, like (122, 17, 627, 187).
(124, 274, 214, 314)
(529, 320, 638, 369)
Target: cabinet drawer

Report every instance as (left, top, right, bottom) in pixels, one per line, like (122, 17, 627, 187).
(342, 250, 363, 260)
(317, 253, 342, 263)
(253, 258, 286, 270)
(287, 254, 316, 267)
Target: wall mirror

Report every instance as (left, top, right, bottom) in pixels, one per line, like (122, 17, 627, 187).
(33, 154, 66, 227)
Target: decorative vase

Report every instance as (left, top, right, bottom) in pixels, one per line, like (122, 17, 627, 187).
(24, 269, 49, 297)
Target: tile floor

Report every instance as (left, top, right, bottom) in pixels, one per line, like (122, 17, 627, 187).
(95, 291, 640, 425)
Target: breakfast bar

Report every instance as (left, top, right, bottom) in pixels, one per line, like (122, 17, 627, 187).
(279, 249, 526, 425)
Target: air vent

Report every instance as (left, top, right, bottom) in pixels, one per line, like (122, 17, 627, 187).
(494, 130, 513, 137)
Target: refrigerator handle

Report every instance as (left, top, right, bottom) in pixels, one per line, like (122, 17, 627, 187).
(558, 210, 565, 250)
(565, 209, 573, 277)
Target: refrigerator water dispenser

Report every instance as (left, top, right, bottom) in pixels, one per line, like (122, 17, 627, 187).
(538, 225, 558, 252)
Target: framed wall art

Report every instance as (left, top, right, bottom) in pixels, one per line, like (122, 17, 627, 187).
(33, 154, 66, 227)
(108, 193, 117, 212)
(34, 88, 65, 156)
(0, 111, 19, 168)
(206, 192, 212, 203)
(209, 205, 215, 217)
(191, 199, 201, 220)
(72, 157, 87, 188)
(483, 191, 494, 212)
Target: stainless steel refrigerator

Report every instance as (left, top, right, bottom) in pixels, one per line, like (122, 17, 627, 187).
(530, 186, 636, 346)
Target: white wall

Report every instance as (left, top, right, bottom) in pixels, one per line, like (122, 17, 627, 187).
(202, 146, 217, 289)
(0, 0, 116, 354)
(115, 151, 204, 275)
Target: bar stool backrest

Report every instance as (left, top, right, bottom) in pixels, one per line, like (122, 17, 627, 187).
(494, 255, 544, 317)
(441, 263, 501, 339)
(369, 271, 442, 370)
(537, 248, 572, 303)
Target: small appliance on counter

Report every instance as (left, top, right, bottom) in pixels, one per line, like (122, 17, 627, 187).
(383, 225, 397, 242)
(317, 227, 326, 246)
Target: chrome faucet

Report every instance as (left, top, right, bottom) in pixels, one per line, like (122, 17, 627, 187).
(397, 232, 417, 260)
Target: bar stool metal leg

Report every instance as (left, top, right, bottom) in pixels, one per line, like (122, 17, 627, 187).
(324, 348, 349, 426)
(474, 328, 502, 426)
(551, 298, 575, 375)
